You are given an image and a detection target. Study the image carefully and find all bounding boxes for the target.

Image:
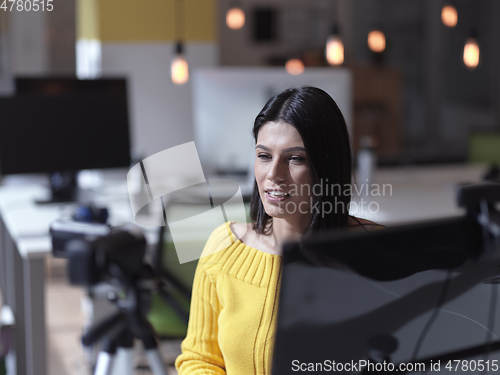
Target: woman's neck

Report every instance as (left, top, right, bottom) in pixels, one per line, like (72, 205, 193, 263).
(270, 216, 311, 255)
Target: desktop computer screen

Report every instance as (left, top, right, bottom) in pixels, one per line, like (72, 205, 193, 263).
(273, 213, 499, 374)
(0, 77, 131, 174)
(191, 67, 353, 176)
(0, 77, 131, 202)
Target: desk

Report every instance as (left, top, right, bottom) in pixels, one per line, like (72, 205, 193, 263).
(0, 174, 147, 375)
(351, 164, 487, 226)
(0, 164, 489, 374)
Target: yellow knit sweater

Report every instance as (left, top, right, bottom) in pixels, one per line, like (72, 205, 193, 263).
(175, 222, 283, 375)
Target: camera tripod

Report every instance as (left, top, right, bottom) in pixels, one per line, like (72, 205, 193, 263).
(81, 264, 174, 375)
(83, 310, 167, 375)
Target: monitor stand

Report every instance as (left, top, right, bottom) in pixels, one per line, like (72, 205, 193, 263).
(35, 171, 81, 204)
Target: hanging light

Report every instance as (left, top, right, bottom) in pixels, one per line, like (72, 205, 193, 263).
(325, 25, 344, 66)
(367, 29, 386, 53)
(226, 6, 245, 30)
(285, 58, 304, 75)
(441, 3, 458, 28)
(171, 0, 189, 84)
(463, 35, 480, 70)
(171, 42, 189, 85)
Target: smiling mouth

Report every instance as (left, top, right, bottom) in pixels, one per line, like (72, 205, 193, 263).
(265, 190, 291, 200)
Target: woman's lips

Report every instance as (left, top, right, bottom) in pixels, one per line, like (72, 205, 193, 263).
(265, 190, 290, 203)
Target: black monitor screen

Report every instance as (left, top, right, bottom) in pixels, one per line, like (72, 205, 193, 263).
(0, 78, 131, 175)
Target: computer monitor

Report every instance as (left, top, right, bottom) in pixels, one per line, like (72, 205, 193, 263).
(273, 215, 500, 374)
(0, 77, 131, 203)
(191, 67, 353, 177)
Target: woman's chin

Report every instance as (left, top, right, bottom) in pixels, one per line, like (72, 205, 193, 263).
(263, 205, 292, 219)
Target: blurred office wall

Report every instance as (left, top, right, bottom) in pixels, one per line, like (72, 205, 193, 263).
(3, 0, 500, 164)
(218, 0, 500, 163)
(95, 0, 218, 158)
(1, 0, 218, 161)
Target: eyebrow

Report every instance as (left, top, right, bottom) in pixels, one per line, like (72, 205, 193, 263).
(255, 144, 306, 153)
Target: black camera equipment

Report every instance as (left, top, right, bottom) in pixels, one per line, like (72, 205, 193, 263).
(50, 221, 111, 258)
(72, 204, 109, 224)
(50, 223, 187, 375)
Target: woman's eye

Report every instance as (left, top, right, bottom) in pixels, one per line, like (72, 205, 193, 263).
(258, 154, 271, 161)
(290, 156, 306, 163)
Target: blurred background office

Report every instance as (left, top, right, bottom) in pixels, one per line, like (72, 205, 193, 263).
(1, 0, 499, 164)
(0, 0, 499, 374)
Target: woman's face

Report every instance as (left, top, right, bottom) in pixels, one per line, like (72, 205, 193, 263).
(254, 121, 313, 222)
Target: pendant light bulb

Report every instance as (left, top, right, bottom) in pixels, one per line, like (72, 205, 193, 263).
(463, 37, 480, 70)
(325, 25, 344, 66)
(226, 7, 245, 30)
(285, 58, 304, 75)
(171, 42, 189, 85)
(367, 29, 386, 53)
(441, 3, 458, 28)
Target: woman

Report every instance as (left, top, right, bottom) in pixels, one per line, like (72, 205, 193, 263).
(175, 87, 381, 374)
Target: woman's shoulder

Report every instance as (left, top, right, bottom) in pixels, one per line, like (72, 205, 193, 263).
(200, 222, 238, 258)
(199, 222, 279, 283)
(229, 221, 280, 256)
(228, 221, 251, 240)
(196, 222, 239, 277)
(199, 221, 264, 265)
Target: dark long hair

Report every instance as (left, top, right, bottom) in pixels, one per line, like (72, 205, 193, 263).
(250, 87, 353, 237)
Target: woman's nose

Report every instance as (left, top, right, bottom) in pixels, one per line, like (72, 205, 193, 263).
(267, 159, 286, 182)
